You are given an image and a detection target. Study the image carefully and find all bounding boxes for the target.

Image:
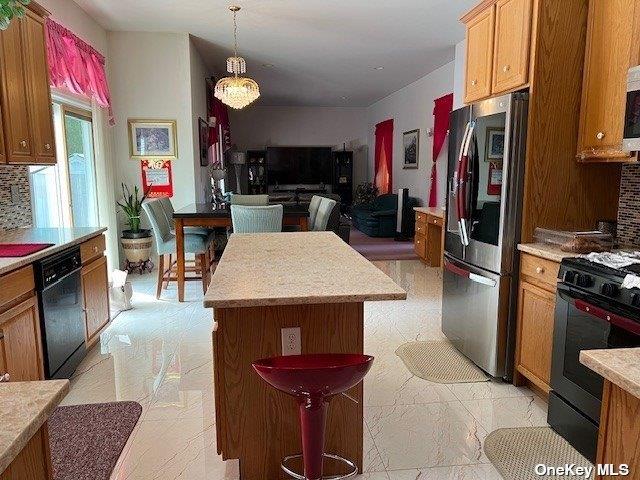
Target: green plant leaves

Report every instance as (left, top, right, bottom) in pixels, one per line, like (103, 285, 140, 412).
(0, 0, 30, 30)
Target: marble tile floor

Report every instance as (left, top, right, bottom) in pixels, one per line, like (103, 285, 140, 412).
(62, 260, 548, 480)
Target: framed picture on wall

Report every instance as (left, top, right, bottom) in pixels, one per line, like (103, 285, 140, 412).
(128, 119, 178, 158)
(403, 129, 419, 169)
(485, 127, 505, 161)
(198, 117, 209, 166)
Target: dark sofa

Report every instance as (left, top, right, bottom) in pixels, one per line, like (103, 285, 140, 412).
(351, 193, 418, 237)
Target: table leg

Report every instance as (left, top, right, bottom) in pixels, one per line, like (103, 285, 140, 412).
(300, 217, 309, 231)
(175, 218, 185, 302)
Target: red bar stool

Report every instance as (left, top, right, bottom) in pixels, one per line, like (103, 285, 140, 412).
(252, 353, 374, 480)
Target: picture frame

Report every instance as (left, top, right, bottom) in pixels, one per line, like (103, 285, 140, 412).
(128, 119, 178, 158)
(485, 127, 505, 161)
(403, 129, 419, 169)
(198, 117, 209, 167)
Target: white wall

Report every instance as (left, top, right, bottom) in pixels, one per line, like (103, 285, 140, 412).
(453, 39, 467, 111)
(367, 61, 455, 207)
(108, 32, 202, 212)
(229, 106, 370, 189)
(189, 38, 211, 203)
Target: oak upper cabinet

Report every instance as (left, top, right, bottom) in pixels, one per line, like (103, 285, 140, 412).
(0, 295, 43, 382)
(577, 0, 640, 162)
(464, 6, 495, 103)
(81, 255, 110, 348)
(0, 4, 56, 165)
(491, 0, 532, 94)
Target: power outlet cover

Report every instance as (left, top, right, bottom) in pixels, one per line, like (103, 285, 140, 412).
(281, 327, 301, 356)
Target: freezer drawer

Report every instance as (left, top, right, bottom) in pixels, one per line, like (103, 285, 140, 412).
(442, 255, 511, 377)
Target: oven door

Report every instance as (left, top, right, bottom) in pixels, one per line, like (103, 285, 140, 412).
(551, 284, 640, 422)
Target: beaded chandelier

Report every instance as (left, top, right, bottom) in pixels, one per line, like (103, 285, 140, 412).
(214, 6, 260, 110)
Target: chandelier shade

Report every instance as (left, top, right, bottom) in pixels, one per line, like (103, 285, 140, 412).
(215, 6, 260, 110)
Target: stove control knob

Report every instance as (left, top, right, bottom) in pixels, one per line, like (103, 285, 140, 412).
(601, 283, 620, 297)
(563, 270, 576, 283)
(576, 274, 594, 288)
(632, 294, 640, 308)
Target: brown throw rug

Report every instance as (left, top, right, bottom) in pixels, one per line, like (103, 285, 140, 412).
(48, 401, 142, 480)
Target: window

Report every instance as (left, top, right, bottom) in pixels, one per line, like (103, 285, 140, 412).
(30, 102, 99, 228)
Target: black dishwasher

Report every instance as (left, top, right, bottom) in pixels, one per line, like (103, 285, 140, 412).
(35, 247, 86, 379)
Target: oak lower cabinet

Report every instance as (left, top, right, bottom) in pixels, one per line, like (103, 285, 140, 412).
(0, 295, 44, 382)
(81, 255, 110, 349)
(0, 424, 52, 480)
(0, 3, 56, 165)
(577, 0, 640, 162)
(414, 210, 444, 267)
(514, 252, 560, 394)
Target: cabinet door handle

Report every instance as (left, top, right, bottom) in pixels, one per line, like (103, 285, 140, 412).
(20, 140, 27, 148)
(471, 79, 478, 86)
(0, 373, 10, 382)
(536, 266, 545, 274)
(596, 132, 605, 140)
(502, 65, 510, 73)
(45, 143, 51, 150)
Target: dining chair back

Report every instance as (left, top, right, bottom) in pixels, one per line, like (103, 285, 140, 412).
(312, 197, 338, 231)
(142, 199, 173, 247)
(230, 194, 270, 206)
(308, 195, 323, 230)
(231, 205, 284, 234)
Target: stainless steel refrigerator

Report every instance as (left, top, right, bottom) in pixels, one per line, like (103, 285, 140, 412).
(442, 92, 529, 379)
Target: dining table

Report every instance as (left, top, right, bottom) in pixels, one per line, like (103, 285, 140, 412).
(172, 202, 310, 302)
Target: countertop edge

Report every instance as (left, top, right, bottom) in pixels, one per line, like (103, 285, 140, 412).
(580, 349, 640, 399)
(0, 227, 107, 276)
(413, 207, 445, 219)
(0, 380, 69, 474)
(204, 291, 408, 309)
(517, 242, 576, 263)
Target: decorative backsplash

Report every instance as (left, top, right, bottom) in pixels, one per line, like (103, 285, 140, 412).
(617, 164, 640, 246)
(0, 165, 33, 229)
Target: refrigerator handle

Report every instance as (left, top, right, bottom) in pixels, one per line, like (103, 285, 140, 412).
(455, 121, 471, 244)
(458, 121, 475, 246)
(444, 258, 497, 287)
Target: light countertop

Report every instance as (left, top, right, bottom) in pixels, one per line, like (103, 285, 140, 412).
(580, 348, 640, 399)
(0, 380, 69, 473)
(517, 242, 578, 263)
(204, 231, 407, 308)
(0, 227, 106, 275)
(414, 206, 445, 219)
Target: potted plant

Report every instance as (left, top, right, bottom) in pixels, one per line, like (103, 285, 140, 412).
(0, 0, 30, 30)
(117, 183, 153, 268)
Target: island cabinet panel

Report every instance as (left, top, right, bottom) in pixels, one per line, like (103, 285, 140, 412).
(464, 5, 495, 103)
(213, 302, 364, 480)
(0, 101, 6, 163)
(577, 0, 640, 162)
(491, 0, 532, 94)
(0, 424, 52, 480)
(0, 295, 43, 382)
(596, 381, 640, 479)
(81, 256, 110, 348)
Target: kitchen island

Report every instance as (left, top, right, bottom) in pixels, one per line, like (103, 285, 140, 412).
(204, 232, 406, 480)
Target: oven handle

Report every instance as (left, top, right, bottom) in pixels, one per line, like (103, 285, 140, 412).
(574, 298, 640, 336)
(444, 259, 497, 287)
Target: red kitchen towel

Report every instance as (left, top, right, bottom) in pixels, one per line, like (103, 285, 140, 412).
(0, 243, 54, 257)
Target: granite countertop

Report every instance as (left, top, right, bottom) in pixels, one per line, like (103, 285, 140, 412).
(517, 242, 578, 263)
(0, 380, 69, 473)
(0, 227, 106, 275)
(204, 231, 407, 308)
(580, 348, 640, 399)
(414, 206, 445, 219)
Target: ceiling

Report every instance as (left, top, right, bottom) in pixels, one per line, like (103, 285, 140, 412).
(72, 0, 475, 107)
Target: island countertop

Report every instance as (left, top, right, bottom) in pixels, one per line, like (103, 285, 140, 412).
(580, 348, 640, 399)
(0, 227, 106, 275)
(204, 231, 407, 308)
(0, 380, 69, 474)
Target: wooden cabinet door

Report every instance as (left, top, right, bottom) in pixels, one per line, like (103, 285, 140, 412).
(0, 426, 52, 480)
(464, 6, 495, 103)
(22, 11, 55, 164)
(577, 0, 639, 161)
(0, 17, 34, 163)
(81, 256, 110, 347)
(414, 234, 426, 260)
(426, 221, 443, 267)
(516, 280, 555, 391)
(492, 0, 532, 94)
(0, 295, 43, 382)
(0, 100, 6, 164)
(0, 334, 7, 377)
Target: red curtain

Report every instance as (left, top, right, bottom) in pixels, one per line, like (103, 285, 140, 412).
(206, 78, 231, 166)
(45, 19, 114, 125)
(429, 93, 453, 207)
(374, 119, 394, 194)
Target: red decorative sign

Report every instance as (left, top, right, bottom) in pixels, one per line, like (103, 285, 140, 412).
(487, 161, 502, 196)
(141, 159, 173, 198)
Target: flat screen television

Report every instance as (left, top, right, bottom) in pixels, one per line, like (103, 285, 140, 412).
(267, 147, 333, 185)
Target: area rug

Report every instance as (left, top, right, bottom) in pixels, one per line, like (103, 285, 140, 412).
(395, 340, 489, 383)
(48, 401, 142, 480)
(349, 227, 418, 261)
(484, 427, 594, 480)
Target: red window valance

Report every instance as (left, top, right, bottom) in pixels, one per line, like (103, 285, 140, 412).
(45, 18, 114, 125)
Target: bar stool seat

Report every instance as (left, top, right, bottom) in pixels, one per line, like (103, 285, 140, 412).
(253, 353, 374, 480)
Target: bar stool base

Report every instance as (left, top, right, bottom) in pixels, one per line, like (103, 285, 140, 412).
(281, 453, 358, 480)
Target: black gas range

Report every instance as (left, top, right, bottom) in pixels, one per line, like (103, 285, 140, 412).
(548, 256, 640, 461)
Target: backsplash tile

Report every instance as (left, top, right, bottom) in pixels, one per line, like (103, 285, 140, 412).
(0, 165, 32, 229)
(617, 164, 640, 246)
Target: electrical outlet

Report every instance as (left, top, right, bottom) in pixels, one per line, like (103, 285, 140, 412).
(10, 185, 20, 205)
(281, 327, 301, 356)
